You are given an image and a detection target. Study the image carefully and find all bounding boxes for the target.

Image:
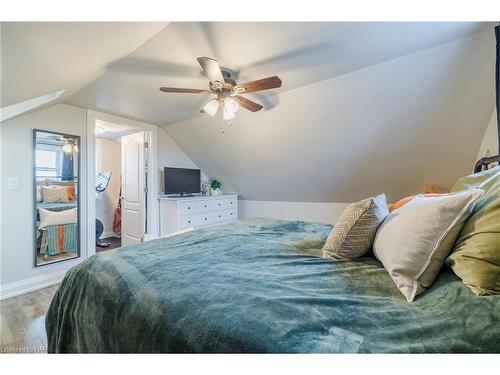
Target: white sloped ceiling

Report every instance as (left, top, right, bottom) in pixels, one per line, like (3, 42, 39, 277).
(163, 29, 495, 202)
(66, 22, 492, 126)
(1, 22, 168, 108)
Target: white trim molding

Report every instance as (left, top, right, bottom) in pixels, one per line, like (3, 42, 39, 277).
(0, 269, 68, 300)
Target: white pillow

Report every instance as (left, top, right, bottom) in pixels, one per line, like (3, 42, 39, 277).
(41, 185, 69, 203)
(373, 189, 483, 302)
(39, 208, 78, 229)
(36, 186, 42, 203)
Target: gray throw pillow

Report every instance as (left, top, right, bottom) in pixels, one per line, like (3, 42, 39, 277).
(322, 194, 388, 259)
(373, 189, 483, 302)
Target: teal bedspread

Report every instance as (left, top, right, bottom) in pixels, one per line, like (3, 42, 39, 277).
(46, 218, 500, 353)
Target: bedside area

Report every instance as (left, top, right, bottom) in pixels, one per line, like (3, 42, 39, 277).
(158, 194, 238, 236)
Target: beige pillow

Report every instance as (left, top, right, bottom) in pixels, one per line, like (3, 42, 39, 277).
(39, 208, 78, 229)
(41, 186, 69, 203)
(373, 189, 483, 302)
(46, 179, 74, 187)
(36, 186, 42, 203)
(322, 194, 389, 259)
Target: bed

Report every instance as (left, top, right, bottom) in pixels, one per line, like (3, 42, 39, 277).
(45, 217, 500, 353)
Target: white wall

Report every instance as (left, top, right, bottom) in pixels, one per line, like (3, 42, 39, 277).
(158, 127, 207, 192)
(0, 104, 88, 298)
(476, 110, 499, 161)
(95, 137, 121, 237)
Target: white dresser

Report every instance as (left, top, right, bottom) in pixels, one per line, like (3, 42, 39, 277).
(158, 194, 238, 236)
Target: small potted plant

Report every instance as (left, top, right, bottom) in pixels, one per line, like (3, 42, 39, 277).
(210, 179, 222, 196)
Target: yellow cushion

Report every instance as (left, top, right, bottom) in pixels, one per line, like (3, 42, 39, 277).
(446, 166, 500, 295)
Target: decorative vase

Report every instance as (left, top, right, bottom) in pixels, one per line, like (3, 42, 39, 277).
(210, 187, 222, 196)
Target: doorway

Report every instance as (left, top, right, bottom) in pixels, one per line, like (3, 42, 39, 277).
(87, 111, 159, 256)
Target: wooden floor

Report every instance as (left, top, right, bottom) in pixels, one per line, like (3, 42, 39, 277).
(0, 285, 58, 354)
(96, 235, 121, 252)
(1, 242, 120, 354)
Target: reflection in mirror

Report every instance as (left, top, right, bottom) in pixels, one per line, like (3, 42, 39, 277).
(34, 130, 80, 267)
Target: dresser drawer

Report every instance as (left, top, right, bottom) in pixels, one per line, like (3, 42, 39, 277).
(178, 201, 196, 216)
(214, 209, 237, 222)
(222, 198, 237, 210)
(196, 200, 216, 213)
(213, 199, 225, 210)
(198, 212, 217, 226)
(178, 214, 198, 229)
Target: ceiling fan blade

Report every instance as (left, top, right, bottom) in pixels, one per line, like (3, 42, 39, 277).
(237, 76, 282, 93)
(233, 95, 263, 112)
(159, 87, 210, 94)
(197, 57, 225, 83)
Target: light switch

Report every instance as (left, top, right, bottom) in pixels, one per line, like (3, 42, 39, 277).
(8, 177, 19, 190)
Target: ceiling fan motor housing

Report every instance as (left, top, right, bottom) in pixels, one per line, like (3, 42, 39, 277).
(221, 70, 237, 87)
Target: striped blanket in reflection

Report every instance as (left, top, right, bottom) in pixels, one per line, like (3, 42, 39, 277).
(40, 223, 78, 256)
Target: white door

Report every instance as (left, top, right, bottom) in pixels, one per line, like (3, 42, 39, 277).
(121, 132, 145, 246)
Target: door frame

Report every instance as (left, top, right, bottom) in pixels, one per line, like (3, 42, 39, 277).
(86, 110, 159, 257)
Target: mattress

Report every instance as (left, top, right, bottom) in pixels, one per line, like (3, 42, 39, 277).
(46, 218, 500, 353)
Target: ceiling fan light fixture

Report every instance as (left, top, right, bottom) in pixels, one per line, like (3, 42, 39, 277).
(203, 99, 219, 117)
(223, 106, 236, 120)
(223, 97, 239, 114)
(159, 57, 282, 122)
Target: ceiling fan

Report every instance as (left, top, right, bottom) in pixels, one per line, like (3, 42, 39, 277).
(159, 57, 282, 120)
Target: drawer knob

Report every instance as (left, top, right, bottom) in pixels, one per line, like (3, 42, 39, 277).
(188, 206, 191, 210)
(204, 204, 207, 208)
(204, 217, 207, 221)
(218, 215, 221, 218)
(230, 213, 233, 216)
(188, 220, 191, 224)
(230, 202, 233, 204)
(218, 203, 221, 206)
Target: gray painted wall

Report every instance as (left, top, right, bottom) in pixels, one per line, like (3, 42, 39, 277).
(165, 30, 495, 203)
(1, 104, 89, 290)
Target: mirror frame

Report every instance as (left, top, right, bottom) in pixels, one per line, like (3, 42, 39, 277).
(33, 129, 81, 267)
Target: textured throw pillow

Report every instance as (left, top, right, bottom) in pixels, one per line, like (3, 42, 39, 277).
(322, 194, 389, 259)
(39, 208, 78, 229)
(41, 186, 69, 203)
(373, 189, 483, 302)
(446, 166, 500, 295)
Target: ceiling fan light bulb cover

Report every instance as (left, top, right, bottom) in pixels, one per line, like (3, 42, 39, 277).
(224, 97, 239, 114)
(203, 99, 219, 117)
(223, 109, 235, 120)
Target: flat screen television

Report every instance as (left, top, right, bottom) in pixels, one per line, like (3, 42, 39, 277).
(164, 167, 201, 196)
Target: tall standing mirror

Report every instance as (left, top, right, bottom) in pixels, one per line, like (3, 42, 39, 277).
(33, 129, 80, 266)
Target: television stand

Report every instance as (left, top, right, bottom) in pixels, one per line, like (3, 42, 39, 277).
(158, 194, 239, 236)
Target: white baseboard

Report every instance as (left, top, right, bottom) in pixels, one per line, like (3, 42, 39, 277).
(0, 270, 68, 300)
(101, 231, 118, 239)
(238, 200, 349, 224)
